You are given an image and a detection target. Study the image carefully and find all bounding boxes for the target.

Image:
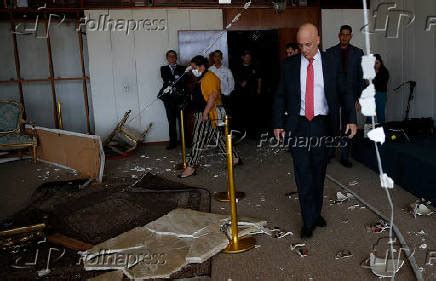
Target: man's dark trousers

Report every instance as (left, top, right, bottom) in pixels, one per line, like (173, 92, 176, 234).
(290, 115, 329, 229)
(164, 99, 178, 147)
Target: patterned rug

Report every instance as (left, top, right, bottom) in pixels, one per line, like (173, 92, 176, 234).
(0, 174, 211, 280)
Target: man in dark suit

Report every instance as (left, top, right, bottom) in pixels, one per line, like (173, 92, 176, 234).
(326, 25, 364, 168)
(273, 23, 357, 238)
(159, 50, 186, 150)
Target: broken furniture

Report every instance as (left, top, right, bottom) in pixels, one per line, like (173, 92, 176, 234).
(30, 127, 105, 182)
(103, 110, 152, 156)
(0, 100, 37, 163)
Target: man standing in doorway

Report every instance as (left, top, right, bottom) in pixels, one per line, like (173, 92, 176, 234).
(234, 50, 262, 138)
(159, 50, 186, 150)
(327, 25, 364, 168)
(273, 23, 357, 238)
(209, 50, 235, 115)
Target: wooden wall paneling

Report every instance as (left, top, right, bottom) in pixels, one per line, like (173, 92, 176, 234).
(278, 27, 298, 60)
(223, 8, 321, 31)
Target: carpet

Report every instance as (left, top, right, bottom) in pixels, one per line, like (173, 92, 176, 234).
(0, 173, 211, 280)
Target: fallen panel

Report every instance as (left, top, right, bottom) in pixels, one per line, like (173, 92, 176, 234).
(82, 209, 266, 279)
(28, 126, 105, 182)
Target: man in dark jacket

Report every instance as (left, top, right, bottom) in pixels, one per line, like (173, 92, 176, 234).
(159, 50, 186, 149)
(326, 25, 364, 167)
(273, 23, 357, 238)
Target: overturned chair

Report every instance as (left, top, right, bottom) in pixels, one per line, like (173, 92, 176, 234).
(0, 100, 37, 163)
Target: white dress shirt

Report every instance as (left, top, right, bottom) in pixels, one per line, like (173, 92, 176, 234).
(300, 50, 329, 116)
(209, 64, 235, 96)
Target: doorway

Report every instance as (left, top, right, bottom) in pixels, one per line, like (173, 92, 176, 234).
(227, 30, 280, 136)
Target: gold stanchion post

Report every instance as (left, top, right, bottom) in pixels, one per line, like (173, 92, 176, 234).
(175, 109, 187, 170)
(57, 101, 63, 130)
(223, 133, 255, 253)
(214, 115, 245, 202)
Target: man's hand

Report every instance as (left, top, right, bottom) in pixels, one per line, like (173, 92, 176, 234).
(345, 124, 357, 139)
(202, 111, 209, 122)
(274, 129, 285, 141)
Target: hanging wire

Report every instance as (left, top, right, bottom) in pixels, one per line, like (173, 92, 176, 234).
(124, 1, 253, 126)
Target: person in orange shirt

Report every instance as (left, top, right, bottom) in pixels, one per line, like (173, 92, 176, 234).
(179, 55, 241, 178)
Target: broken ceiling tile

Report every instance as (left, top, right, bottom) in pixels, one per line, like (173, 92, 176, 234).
(145, 209, 228, 238)
(122, 234, 190, 279)
(186, 226, 228, 264)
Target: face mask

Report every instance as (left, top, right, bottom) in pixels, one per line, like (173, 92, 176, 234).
(192, 69, 202, 78)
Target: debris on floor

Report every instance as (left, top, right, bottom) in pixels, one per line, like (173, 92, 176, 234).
(330, 191, 355, 205)
(81, 209, 267, 279)
(361, 252, 405, 278)
(0, 223, 46, 253)
(365, 219, 390, 234)
(335, 250, 353, 260)
(410, 200, 434, 217)
(348, 179, 359, 187)
(290, 243, 308, 257)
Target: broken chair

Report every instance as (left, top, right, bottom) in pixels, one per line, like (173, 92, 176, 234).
(103, 110, 152, 155)
(0, 100, 37, 163)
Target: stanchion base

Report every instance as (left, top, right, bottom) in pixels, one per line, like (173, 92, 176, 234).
(174, 163, 187, 170)
(223, 236, 256, 254)
(213, 192, 245, 202)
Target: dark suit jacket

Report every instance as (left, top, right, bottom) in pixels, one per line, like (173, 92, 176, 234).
(326, 43, 364, 101)
(159, 64, 186, 101)
(272, 51, 357, 135)
(160, 64, 186, 89)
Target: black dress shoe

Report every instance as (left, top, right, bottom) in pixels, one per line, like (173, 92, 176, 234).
(300, 226, 314, 239)
(340, 159, 353, 168)
(316, 216, 327, 227)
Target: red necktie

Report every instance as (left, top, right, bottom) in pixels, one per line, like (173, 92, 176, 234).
(305, 58, 314, 121)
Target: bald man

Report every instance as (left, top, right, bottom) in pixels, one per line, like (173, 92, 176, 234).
(273, 23, 357, 238)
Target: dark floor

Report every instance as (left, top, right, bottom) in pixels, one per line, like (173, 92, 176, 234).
(0, 141, 435, 280)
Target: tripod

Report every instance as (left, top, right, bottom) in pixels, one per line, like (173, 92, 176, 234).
(394, 81, 416, 121)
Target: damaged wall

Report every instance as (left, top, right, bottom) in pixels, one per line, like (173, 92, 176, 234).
(86, 9, 223, 142)
(0, 21, 94, 133)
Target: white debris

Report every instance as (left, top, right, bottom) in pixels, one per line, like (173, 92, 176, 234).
(130, 166, 146, 172)
(348, 180, 359, 186)
(361, 54, 376, 80)
(419, 243, 427, 250)
(165, 169, 172, 172)
(380, 174, 394, 189)
(368, 127, 386, 144)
